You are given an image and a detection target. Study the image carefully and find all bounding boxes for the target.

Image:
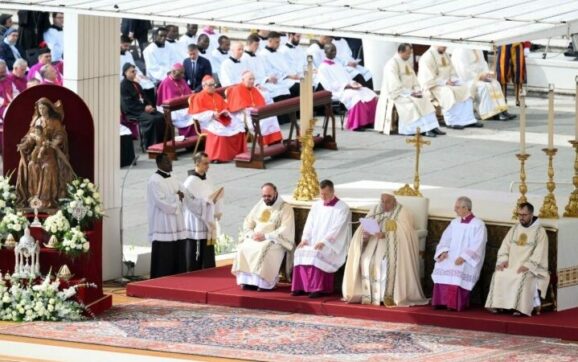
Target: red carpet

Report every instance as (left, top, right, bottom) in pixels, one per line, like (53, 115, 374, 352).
(126, 266, 578, 341)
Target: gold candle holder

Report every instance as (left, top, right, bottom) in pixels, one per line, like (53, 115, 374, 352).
(513, 153, 530, 219)
(564, 140, 578, 217)
(539, 148, 559, 219)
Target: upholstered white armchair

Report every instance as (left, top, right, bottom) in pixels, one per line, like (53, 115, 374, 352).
(397, 195, 430, 278)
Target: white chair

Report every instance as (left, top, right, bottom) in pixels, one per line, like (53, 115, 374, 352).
(396, 196, 429, 278)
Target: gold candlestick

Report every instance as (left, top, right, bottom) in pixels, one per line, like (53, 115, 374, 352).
(513, 153, 530, 219)
(293, 120, 319, 201)
(564, 140, 578, 217)
(539, 148, 559, 219)
(395, 128, 430, 197)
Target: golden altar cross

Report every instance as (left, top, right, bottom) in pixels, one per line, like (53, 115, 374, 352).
(395, 127, 430, 197)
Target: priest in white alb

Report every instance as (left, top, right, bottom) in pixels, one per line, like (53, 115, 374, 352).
(485, 202, 549, 316)
(147, 153, 202, 278)
(375, 43, 444, 138)
(418, 46, 481, 129)
(183, 152, 223, 270)
(431, 196, 487, 311)
(451, 48, 515, 121)
(232, 182, 295, 291)
(292, 180, 350, 298)
(343, 192, 428, 306)
(319, 43, 377, 131)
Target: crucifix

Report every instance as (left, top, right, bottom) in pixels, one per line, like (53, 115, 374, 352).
(396, 127, 430, 197)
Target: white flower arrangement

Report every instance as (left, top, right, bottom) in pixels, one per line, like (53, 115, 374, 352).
(0, 210, 29, 240)
(215, 233, 237, 255)
(0, 173, 17, 217)
(61, 178, 104, 229)
(43, 210, 71, 240)
(0, 272, 93, 322)
(58, 226, 90, 256)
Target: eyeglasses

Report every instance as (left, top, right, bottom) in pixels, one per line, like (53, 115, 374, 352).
(206, 83, 216, 87)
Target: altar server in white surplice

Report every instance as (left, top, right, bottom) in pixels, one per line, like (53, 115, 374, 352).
(278, 33, 307, 80)
(343, 192, 428, 307)
(219, 41, 250, 87)
(258, 31, 300, 98)
(332, 36, 373, 89)
(318, 43, 377, 131)
(451, 48, 515, 121)
(232, 183, 295, 291)
(375, 43, 444, 138)
(292, 180, 351, 298)
(418, 46, 481, 129)
(431, 196, 487, 311)
(142, 27, 172, 84)
(148, 154, 203, 279)
(486, 202, 549, 316)
(183, 152, 223, 271)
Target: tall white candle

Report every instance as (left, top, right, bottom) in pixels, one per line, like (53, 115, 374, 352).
(519, 90, 526, 154)
(548, 84, 554, 149)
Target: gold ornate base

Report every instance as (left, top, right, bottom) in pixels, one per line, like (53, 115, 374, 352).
(539, 148, 559, 219)
(293, 120, 319, 201)
(513, 153, 530, 219)
(563, 140, 578, 217)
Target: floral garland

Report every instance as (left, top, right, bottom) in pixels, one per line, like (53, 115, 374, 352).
(0, 173, 16, 217)
(0, 273, 94, 322)
(61, 178, 104, 230)
(43, 210, 71, 240)
(0, 210, 29, 241)
(58, 226, 90, 256)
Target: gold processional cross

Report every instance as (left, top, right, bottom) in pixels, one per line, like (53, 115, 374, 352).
(395, 128, 430, 197)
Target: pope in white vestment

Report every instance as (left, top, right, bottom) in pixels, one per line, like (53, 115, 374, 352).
(375, 45, 442, 137)
(418, 46, 480, 129)
(343, 193, 428, 306)
(292, 180, 351, 297)
(318, 43, 377, 131)
(485, 203, 549, 316)
(232, 183, 295, 290)
(431, 197, 487, 311)
(451, 48, 513, 121)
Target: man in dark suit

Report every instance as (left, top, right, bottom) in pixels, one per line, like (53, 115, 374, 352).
(121, 18, 152, 53)
(183, 44, 212, 93)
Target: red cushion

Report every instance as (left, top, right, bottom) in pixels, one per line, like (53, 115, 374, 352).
(234, 143, 287, 161)
(146, 136, 200, 153)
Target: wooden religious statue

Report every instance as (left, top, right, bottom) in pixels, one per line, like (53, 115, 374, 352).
(15, 97, 76, 209)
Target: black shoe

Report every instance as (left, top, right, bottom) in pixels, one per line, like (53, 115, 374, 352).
(447, 124, 465, 130)
(503, 111, 517, 120)
(308, 292, 325, 298)
(466, 122, 484, 128)
(241, 284, 258, 291)
(291, 290, 306, 296)
(210, 160, 221, 164)
(257, 287, 272, 292)
(422, 131, 436, 138)
(352, 128, 366, 132)
(432, 128, 446, 135)
(493, 112, 513, 121)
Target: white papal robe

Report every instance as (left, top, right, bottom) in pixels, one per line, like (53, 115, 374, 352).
(375, 54, 439, 135)
(418, 47, 476, 127)
(232, 197, 295, 289)
(431, 216, 487, 291)
(485, 219, 549, 316)
(343, 203, 428, 306)
(293, 198, 351, 273)
(318, 60, 377, 110)
(451, 48, 508, 120)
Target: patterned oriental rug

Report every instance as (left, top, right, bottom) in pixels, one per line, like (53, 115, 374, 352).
(0, 299, 577, 361)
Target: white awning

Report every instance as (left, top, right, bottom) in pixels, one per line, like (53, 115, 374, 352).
(3, 0, 578, 50)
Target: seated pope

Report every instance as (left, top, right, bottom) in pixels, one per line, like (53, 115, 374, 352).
(431, 196, 487, 311)
(485, 202, 549, 316)
(291, 179, 350, 298)
(231, 182, 295, 291)
(343, 192, 428, 306)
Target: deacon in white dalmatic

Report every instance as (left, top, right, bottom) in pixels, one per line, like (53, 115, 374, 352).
(375, 43, 444, 138)
(232, 182, 295, 290)
(485, 202, 549, 316)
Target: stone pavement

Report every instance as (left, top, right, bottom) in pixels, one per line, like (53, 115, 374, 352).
(2, 93, 577, 252)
